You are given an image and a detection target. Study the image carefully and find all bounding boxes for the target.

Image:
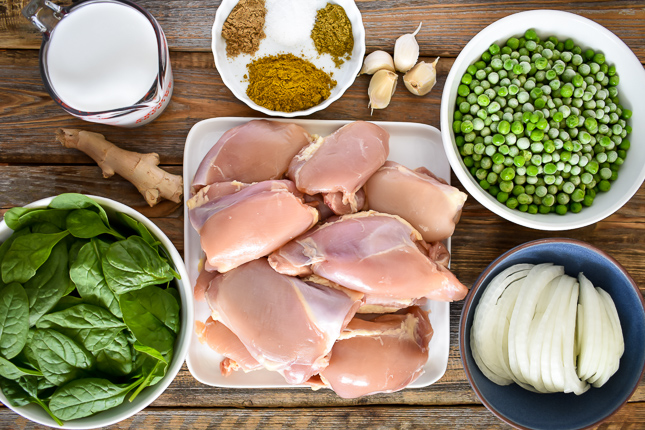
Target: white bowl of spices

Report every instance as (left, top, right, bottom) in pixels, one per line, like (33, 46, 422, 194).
(212, 0, 365, 117)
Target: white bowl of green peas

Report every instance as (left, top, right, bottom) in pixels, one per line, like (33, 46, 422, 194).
(440, 10, 645, 230)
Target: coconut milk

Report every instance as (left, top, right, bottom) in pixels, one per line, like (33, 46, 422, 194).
(45, 2, 159, 113)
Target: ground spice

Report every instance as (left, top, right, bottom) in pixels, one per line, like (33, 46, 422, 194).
(246, 53, 337, 112)
(221, 0, 267, 58)
(311, 3, 354, 67)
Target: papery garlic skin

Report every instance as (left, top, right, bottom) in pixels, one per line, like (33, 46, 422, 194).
(394, 22, 422, 73)
(368, 69, 398, 114)
(403, 57, 439, 96)
(359, 50, 396, 75)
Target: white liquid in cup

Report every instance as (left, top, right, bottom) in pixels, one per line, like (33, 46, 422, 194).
(46, 2, 159, 113)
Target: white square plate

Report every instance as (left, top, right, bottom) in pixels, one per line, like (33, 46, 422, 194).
(184, 117, 451, 389)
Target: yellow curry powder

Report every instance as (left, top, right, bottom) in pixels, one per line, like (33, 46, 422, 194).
(311, 3, 354, 67)
(246, 53, 337, 113)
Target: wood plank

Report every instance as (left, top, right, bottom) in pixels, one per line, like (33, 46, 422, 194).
(1, 402, 645, 429)
(0, 50, 451, 164)
(2, 0, 645, 59)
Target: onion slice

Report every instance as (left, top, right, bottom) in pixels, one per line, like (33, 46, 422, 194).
(508, 264, 564, 384)
(577, 273, 602, 381)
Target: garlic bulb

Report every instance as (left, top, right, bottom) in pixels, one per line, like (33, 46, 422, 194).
(368, 69, 398, 114)
(404, 57, 440, 96)
(394, 22, 422, 73)
(359, 50, 395, 75)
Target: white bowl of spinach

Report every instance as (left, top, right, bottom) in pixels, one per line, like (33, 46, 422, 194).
(0, 194, 192, 428)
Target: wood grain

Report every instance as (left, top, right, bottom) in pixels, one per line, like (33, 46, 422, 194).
(2, 0, 645, 59)
(2, 402, 645, 430)
(1, 0, 645, 428)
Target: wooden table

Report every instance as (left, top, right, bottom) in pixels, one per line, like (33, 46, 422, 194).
(0, 0, 644, 428)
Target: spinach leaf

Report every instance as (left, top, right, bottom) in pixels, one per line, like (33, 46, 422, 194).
(49, 377, 143, 421)
(0, 282, 30, 359)
(0, 376, 64, 426)
(23, 240, 70, 326)
(95, 331, 132, 377)
(0, 356, 42, 380)
(4, 208, 69, 231)
(36, 304, 126, 353)
(0, 228, 30, 287)
(30, 329, 94, 387)
(129, 353, 169, 401)
(48, 193, 109, 227)
(18, 374, 56, 398)
(132, 342, 168, 364)
(115, 212, 159, 247)
(30, 222, 65, 234)
(119, 286, 178, 354)
(66, 210, 125, 240)
(0, 376, 31, 407)
(103, 236, 176, 295)
(68, 239, 89, 268)
(14, 330, 38, 372)
(50, 296, 85, 313)
(70, 239, 121, 318)
(1, 231, 69, 284)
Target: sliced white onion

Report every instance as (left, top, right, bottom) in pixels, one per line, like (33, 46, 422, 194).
(508, 264, 564, 384)
(471, 263, 624, 396)
(562, 282, 589, 395)
(495, 281, 523, 383)
(528, 276, 560, 392)
(549, 276, 575, 392)
(472, 270, 530, 378)
(577, 273, 602, 381)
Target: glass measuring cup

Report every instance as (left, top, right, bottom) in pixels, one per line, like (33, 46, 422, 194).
(22, 0, 173, 127)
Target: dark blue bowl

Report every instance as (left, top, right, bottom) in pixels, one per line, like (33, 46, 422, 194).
(460, 238, 645, 430)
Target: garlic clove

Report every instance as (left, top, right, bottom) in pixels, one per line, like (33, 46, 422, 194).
(394, 22, 422, 73)
(368, 69, 398, 114)
(359, 50, 395, 75)
(403, 57, 440, 96)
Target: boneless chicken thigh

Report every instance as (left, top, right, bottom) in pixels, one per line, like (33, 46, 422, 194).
(188, 180, 318, 272)
(318, 307, 433, 398)
(191, 120, 311, 194)
(205, 259, 363, 384)
(288, 121, 389, 214)
(196, 317, 262, 376)
(364, 161, 468, 242)
(269, 211, 468, 301)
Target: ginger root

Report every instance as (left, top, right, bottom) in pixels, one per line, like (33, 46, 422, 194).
(56, 128, 183, 207)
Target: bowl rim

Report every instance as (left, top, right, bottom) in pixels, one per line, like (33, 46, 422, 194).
(0, 195, 193, 429)
(440, 9, 645, 231)
(211, 0, 366, 117)
(458, 237, 645, 430)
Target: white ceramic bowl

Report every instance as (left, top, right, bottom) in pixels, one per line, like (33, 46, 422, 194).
(0, 195, 193, 429)
(212, 0, 365, 117)
(440, 10, 645, 230)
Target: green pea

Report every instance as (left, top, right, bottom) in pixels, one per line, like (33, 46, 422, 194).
(497, 191, 509, 203)
(458, 84, 471, 97)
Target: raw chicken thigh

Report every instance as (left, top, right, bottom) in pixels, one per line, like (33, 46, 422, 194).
(288, 121, 389, 214)
(191, 120, 311, 194)
(205, 259, 363, 384)
(318, 307, 433, 398)
(269, 211, 468, 302)
(189, 180, 318, 272)
(196, 317, 262, 375)
(364, 161, 468, 242)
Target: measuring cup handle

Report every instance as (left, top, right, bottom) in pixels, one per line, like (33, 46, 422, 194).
(22, 0, 65, 35)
